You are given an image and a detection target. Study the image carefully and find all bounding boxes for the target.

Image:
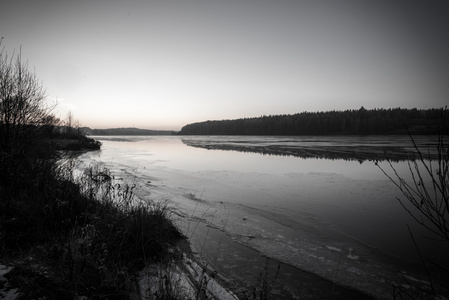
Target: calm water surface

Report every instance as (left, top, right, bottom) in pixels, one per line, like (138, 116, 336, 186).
(79, 135, 448, 299)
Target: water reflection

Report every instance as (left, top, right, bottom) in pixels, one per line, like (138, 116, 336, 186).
(181, 135, 439, 162)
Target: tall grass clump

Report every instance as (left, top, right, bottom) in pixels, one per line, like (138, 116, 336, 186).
(1, 159, 183, 299)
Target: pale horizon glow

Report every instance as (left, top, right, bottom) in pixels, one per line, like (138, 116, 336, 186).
(1, 0, 448, 131)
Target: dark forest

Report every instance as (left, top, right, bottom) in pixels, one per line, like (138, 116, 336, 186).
(179, 107, 446, 135)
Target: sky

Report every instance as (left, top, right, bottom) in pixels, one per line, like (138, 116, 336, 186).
(1, 0, 448, 130)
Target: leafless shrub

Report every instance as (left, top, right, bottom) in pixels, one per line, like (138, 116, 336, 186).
(376, 109, 448, 245)
(0, 41, 58, 155)
(376, 107, 448, 297)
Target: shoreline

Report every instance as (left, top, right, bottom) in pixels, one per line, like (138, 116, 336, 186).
(173, 200, 449, 300)
(181, 136, 439, 162)
(179, 218, 374, 299)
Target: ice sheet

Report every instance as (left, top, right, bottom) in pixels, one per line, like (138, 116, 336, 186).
(76, 136, 449, 299)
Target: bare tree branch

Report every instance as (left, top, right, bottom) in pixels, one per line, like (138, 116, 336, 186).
(1, 43, 57, 155)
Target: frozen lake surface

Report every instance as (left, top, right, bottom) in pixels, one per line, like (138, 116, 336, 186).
(78, 135, 448, 299)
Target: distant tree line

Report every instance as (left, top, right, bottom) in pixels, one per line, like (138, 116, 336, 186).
(86, 127, 176, 136)
(179, 107, 447, 135)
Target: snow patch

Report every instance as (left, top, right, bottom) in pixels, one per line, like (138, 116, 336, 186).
(0, 265, 18, 300)
(401, 273, 430, 285)
(326, 245, 342, 252)
(347, 248, 359, 260)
